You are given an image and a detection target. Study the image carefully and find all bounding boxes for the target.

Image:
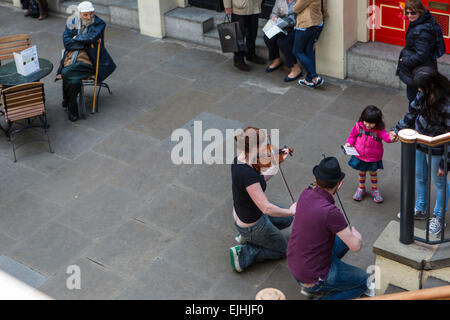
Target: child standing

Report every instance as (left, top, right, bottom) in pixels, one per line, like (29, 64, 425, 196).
(345, 105, 395, 203)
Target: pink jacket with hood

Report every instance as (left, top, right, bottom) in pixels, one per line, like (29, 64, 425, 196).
(346, 122, 392, 163)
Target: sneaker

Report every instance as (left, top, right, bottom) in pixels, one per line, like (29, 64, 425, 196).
(353, 188, 366, 201)
(314, 77, 324, 88)
(235, 233, 245, 244)
(397, 210, 427, 220)
(229, 245, 243, 272)
(429, 217, 446, 235)
(371, 189, 384, 203)
(298, 79, 315, 89)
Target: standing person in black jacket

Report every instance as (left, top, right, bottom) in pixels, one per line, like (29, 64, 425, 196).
(23, 0, 48, 20)
(391, 66, 450, 235)
(396, 0, 441, 103)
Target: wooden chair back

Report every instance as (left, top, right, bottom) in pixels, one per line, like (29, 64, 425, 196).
(0, 34, 31, 63)
(1, 82, 46, 123)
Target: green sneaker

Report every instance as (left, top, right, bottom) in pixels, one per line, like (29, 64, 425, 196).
(229, 245, 243, 272)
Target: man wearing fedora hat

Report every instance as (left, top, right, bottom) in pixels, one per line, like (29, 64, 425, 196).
(287, 157, 369, 300)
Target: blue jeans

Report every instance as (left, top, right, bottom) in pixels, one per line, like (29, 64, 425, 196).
(299, 237, 369, 300)
(292, 26, 323, 82)
(415, 150, 450, 218)
(235, 214, 293, 270)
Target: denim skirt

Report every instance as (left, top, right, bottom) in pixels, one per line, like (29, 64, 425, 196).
(348, 156, 383, 172)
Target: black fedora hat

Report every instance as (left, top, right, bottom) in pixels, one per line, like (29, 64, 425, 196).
(313, 157, 345, 183)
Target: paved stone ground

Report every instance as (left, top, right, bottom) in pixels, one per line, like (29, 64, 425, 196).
(0, 4, 430, 300)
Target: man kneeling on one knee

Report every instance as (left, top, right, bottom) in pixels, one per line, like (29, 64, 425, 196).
(56, 1, 116, 122)
(287, 157, 370, 300)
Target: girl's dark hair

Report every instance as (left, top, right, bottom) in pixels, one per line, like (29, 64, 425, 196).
(413, 66, 450, 123)
(358, 105, 385, 130)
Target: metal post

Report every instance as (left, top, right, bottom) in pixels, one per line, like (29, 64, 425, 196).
(400, 138, 416, 244)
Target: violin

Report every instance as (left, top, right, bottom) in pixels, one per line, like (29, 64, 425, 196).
(252, 144, 294, 172)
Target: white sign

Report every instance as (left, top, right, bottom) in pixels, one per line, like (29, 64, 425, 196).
(14, 45, 40, 76)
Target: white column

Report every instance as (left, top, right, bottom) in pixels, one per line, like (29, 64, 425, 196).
(137, 0, 187, 39)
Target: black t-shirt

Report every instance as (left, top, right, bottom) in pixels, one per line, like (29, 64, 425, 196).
(231, 157, 267, 224)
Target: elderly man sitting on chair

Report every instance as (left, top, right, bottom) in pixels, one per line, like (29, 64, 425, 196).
(56, 1, 116, 122)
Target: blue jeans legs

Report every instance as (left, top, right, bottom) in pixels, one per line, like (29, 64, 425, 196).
(235, 214, 293, 270)
(415, 150, 450, 218)
(299, 236, 369, 300)
(293, 26, 322, 82)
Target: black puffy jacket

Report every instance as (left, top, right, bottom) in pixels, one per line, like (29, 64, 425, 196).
(395, 90, 450, 170)
(396, 10, 438, 86)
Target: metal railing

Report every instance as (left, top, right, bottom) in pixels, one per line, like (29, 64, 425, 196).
(398, 129, 450, 245)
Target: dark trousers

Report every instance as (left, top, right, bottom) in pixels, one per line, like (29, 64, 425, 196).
(231, 13, 259, 62)
(61, 62, 93, 115)
(293, 25, 323, 82)
(263, 31, 297, 68)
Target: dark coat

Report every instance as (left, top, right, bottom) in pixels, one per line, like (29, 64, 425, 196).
(57, 15, 116, 82)
(395, 90, 450, 170)
(396, 10, 438, 86)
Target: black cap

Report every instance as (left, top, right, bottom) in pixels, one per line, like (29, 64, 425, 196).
(313, 156, 345, 183)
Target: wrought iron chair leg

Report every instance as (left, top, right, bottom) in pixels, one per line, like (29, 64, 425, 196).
(42, 113, 54, 153)
(10, 131, 17, 162)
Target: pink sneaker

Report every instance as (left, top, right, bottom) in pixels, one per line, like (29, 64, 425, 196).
(371, 189, 384, 203)
(353, 188, 366, 201)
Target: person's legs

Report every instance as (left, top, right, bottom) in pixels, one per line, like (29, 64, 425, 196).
(263, 34, 282, 69)
(245, 14, 259, 59)
(37, 0, 48, 20)
(301, 236, 368, 300)
(353, 171, 367, 201)
(277, 31, 302, 79)
(370, 170, 383, 203)
(268, 215, 293, 231)
(429, 155, 450, 219)
(293, 26, 320, 83)
(231, 13, 246, 63)
(61, 62, 93, 121)
(235, 215, 290, 270)
(415, 150, 428, 213)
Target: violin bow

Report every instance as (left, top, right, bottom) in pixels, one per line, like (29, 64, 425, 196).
(267, 135, 295, 203)
(320, 153, 352, 227)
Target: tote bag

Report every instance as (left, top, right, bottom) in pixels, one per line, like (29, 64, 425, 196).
(217, 15, 243, 53)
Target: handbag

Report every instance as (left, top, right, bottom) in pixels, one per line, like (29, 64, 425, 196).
(29, 0, 40, 18)
(217, 15, 244, 53)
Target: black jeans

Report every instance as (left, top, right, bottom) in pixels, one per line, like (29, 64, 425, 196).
(231, 13, 259, 62)
(263, 31, 297, 68)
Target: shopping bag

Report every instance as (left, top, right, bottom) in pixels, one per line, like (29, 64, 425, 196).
(217, 15, 243, 53)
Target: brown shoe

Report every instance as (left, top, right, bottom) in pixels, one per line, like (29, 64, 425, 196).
(24, 10, 31, 17)
(234, 61, 251, 72)
(246, 55, 265, 65)
(38, 14, 48, 20)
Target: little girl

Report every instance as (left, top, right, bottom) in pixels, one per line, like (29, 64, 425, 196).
(345, 105, 395, 203)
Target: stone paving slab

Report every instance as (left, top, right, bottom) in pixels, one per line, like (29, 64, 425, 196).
(1, 4, 444, 300)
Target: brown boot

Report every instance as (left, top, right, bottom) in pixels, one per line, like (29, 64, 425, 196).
(37, 0, 48, 20)
(233, 61, 251, 72)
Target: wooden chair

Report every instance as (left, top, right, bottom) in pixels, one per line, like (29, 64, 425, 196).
(0, 34, 31, 111)
(0, 34, 31, 64)
(0, 82, 53, 162)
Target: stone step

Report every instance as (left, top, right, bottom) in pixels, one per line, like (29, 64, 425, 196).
(347, 41, 450, 89)
(423, 276, 450, 289)
(164, 6, 268, 58)
(56, 0, 139, 30)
